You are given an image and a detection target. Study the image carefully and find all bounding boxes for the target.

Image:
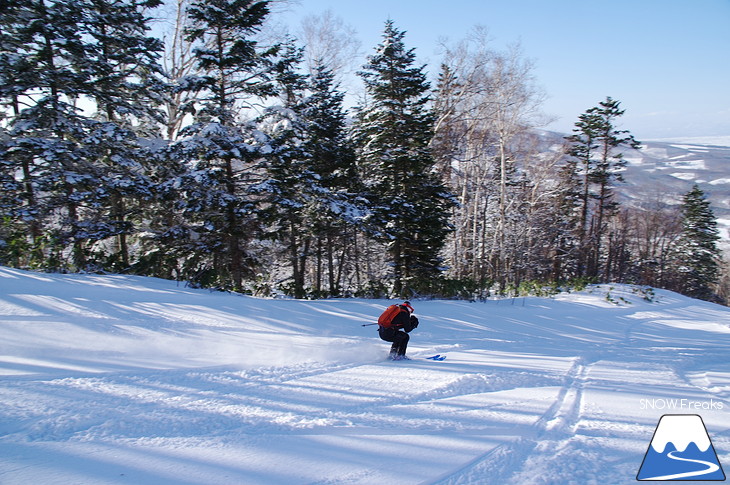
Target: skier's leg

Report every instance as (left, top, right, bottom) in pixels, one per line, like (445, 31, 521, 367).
(395, 331, 409, 356)
(379, 327, 399, 359)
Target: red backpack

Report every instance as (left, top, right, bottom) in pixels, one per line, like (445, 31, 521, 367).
(378, 303, 412, 328)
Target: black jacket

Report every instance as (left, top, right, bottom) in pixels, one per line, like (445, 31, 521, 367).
(391, 309, 419, 333)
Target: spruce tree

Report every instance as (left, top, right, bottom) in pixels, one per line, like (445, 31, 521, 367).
(255, 39, 315, 298)
(257, 49, 361, 298)
(354, 20, 455, 297)
(177, 0, 276, 291)
(78, 0, 165, 271)
(0, 0, 33, 264)
(550, 156, 584, 282)
(304, 62, 360, 296)
(1, 0, 165, 271)
(0, 0, 96, 269)
(673, 185, 721, 301)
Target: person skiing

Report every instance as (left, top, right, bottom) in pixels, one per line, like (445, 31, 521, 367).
(377, 301, 419, 360)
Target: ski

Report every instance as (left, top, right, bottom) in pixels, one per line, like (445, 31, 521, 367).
(386, 354, 446, 362)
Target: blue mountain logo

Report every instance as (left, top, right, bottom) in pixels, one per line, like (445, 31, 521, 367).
(637, 414, 725, 481)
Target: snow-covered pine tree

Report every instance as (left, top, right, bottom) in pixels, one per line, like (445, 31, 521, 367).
(176, 0, 277, 291)
(302, 61, 360, 297)
(0, 0, 98, 269)
(354, 20, 455, 297)
(565, 104, 603, 278)
(257, 45, 363, 298)
(588, 98, 640, 280)
(672, 184, 722, 302)
(551, 151, 585, 282)
(255, 39, 316, 298)
(0, 0, 166, 271)
(76, 0, 165, 271)
(0, 0, 33, 264)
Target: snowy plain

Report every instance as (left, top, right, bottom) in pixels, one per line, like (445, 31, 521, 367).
(2, 266, 730, 484)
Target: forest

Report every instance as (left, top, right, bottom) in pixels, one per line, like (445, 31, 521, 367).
(1, 0, 726, 303)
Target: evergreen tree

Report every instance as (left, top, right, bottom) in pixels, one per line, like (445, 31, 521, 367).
(551, 152, 584, 282)
(565, 97, 639, 279)
(304, 62, 361, 296)
(354, 20, 455, 297)
(255, 39, 315, 298)
(0, 0, 32, 263)
(257, 48, 362, 298)
(176, 0, 276, 291)
(672, 185, 721, 301)
(0, 0, 96, 269)
(78, 0, 165, 271)
(0, 0, 165, 271)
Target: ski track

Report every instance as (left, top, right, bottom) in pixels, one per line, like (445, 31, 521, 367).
(425, 357, 591, 485)
(425, 306, 730, 485)
(3, 352, 668, 484)
(2, 271, 730, 484)
(0, 359, 564, 443)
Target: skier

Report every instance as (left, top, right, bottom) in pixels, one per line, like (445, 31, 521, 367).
(377, 301, 419, 360)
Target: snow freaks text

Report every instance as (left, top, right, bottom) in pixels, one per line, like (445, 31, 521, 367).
(640, 399, 725, 411)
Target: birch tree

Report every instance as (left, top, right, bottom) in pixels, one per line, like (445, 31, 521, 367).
(433, 30, 547, 291)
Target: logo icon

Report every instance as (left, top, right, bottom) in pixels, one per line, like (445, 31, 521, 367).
(637, 414, 725, 481)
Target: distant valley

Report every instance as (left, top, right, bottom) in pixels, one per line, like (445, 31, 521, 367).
(541, 132, 730, 250)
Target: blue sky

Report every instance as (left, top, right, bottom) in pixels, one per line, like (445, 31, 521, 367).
(280, 0, 730, 140)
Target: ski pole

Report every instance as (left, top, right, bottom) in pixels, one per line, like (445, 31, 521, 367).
(361, 323, 378, 327)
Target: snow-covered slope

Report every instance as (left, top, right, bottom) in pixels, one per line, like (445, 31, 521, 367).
(538, 131, 730, 245)
(622, 138, 730, 242)
(2, 267, 730, 484)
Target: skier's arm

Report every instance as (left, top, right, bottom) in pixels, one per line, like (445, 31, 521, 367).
(404, 315, 418, 332)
